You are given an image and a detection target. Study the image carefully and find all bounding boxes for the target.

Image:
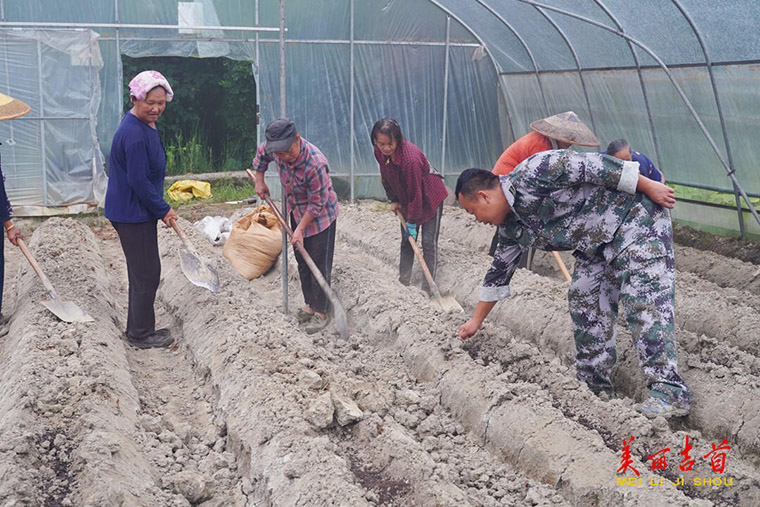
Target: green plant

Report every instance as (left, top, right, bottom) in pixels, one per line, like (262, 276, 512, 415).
(165, 130, 213, 175)
(671, 184, 760, 209)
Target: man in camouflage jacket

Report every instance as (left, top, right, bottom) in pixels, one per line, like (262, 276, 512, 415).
(455, 150, 692, 419)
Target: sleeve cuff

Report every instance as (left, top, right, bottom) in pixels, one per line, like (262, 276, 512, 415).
(617, 161, 640, 194)
(479, 284, 511, 302)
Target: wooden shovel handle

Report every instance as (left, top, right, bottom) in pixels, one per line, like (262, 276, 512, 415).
(394, 209, 444, 300)
(552, 251, 572, 282)
(17, 238, 58, 299)
(169, 219, 187, 244)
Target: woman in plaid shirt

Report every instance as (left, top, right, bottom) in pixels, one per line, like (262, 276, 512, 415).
(252, 118, 339, 333)
(371, 118, 448, 293)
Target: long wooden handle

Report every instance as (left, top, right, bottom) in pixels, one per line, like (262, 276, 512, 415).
(552, 251, 572, 282)
(394, 209, 444, 300)
(169, 219, 187, 244)
(17, 238, 58, 300)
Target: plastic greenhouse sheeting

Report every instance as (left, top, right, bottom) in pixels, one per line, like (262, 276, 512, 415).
(0, 0, 758, 235)
(0, 29, 106, 212)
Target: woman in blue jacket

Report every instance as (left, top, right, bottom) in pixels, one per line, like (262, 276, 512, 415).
(105, 71, 178, 349)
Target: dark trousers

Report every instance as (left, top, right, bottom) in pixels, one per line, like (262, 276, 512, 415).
(0, 231, 4, 315)
(112, 220, 161, 339)
(291, 217, 336, 315)
(400, 203, 442, 291)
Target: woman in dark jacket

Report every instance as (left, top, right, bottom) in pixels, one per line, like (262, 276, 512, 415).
(105, 71, 178, 349)
(371, 118, 448, 292)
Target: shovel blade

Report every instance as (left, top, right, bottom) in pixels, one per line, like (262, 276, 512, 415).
(433, 295, 464, 314)
(41, 299, 95, 323)
(331, 300, 349, 340)
(179, 247, 220, 292)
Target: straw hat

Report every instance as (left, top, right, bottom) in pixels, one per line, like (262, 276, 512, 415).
(530, 111, 599, 147)
(0, 92, 31, 121)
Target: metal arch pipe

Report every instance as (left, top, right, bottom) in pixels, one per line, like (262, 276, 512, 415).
(441, 16, 451, 175)
(531, 5, 596, 132)
(591, 0, 663, 173)
(426, 0, 517, 144)
(425, 2, 503, 76)
(669, 0, 744, 236)
(476, 0, 550, 116)
(516, 0, 760, 228)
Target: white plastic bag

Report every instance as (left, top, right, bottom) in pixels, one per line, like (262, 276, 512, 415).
(194, 216, 232, 246)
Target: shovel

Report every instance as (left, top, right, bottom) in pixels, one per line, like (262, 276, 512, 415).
(169, 220, 220, 292)
(16, 238, 94, 323)
(394, 209, 464, 313)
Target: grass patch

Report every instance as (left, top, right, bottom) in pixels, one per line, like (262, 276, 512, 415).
(672, 184, 760, 208)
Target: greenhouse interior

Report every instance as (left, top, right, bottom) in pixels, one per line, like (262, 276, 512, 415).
(1, 0, 759, 238)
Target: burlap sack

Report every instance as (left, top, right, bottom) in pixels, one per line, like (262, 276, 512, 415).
(222, 205, 282, 279)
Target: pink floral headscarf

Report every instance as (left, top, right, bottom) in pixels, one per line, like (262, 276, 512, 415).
(128, 70, 174, 102)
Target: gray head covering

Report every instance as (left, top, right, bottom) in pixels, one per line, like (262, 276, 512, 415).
(265, 118, 298, 153)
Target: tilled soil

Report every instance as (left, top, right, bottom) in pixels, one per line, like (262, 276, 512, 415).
(0, 202, 757, 506)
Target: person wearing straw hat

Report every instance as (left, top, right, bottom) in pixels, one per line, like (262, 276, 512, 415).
(105, 71, 178, 349)
(455, 151, 692, 419)
(492, 111, 600, 176)
(0, 92, 29, 337)
(489, 111, 600, 264)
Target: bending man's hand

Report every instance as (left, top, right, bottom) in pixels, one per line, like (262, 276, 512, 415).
(458, 318, 482, 340)
(458, 300, 498, 340)
(638, 175, 676, 209)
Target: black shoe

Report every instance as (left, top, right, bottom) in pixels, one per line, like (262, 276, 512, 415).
(127, 329, 174, 349)
(0, 313, 11, 326)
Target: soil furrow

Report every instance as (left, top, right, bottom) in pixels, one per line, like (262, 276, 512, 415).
(336, 202, 760, 505)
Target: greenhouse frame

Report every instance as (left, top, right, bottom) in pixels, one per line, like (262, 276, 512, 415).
(1, 0, 759, 237)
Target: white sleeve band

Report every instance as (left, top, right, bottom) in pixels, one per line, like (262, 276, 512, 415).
(479, 284, 511, 302)
(617, 161, 640, 194)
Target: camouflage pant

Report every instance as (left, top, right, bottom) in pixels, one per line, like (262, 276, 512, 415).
(568, 198, 691, 405)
